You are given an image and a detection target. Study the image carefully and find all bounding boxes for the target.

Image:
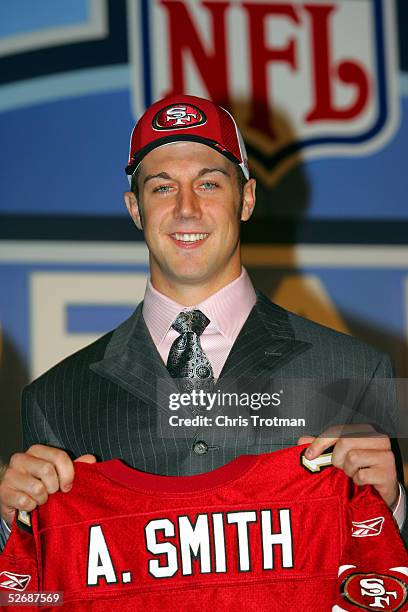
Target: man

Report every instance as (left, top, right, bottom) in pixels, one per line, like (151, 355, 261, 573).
(0, 94, 406, 548)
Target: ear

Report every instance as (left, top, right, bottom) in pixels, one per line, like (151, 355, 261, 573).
(240, 178, 256, 222)
(124, 191, 143, 230)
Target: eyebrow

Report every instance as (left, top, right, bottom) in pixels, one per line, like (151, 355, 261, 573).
(143, 172, 172, 185)
(197, 167, 230, 178)
(143, 167, 230, 185)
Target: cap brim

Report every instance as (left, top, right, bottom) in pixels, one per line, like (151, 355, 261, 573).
(125, 134, 248, 178)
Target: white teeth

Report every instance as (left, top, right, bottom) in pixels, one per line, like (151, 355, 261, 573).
(173, 233, 208, 242)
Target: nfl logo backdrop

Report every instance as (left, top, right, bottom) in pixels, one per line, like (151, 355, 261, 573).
(128, 0, 399, 183)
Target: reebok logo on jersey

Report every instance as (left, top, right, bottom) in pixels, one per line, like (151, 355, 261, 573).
(0, 571, 31, 591)
(352, 517, 385, 538)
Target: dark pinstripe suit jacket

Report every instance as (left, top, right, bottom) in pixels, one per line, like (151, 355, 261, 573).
(21, 291, 408, 543)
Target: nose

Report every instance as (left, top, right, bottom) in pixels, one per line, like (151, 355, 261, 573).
(173, 186, 202, 221)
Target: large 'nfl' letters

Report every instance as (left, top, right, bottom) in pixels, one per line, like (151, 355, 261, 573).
(128, 0, 398, 183)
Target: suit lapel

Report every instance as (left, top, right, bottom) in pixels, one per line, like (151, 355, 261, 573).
(90, 303, 180, 412)
(218, 291, 312, 386)
(90, 292, 312, 407)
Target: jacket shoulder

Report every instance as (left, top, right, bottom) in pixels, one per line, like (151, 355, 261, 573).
(257, 292, 390, 366)
(27, 330, 114, 392)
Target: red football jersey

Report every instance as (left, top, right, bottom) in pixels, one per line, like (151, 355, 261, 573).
(0, 445, 407, 611)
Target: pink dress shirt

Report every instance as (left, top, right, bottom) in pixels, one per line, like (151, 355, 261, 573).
(142, 267, 256, 378)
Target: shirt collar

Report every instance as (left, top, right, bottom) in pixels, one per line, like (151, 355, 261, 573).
(142, 268, 256, 346)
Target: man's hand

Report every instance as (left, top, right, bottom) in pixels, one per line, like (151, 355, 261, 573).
(298, 424, 399, 509)
(0, 445, 96, 526)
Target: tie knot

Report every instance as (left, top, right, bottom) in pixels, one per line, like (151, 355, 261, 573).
(171, 310, 210, 336)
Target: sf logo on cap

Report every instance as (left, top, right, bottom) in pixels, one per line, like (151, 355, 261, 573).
(153, 104, 206, 130)
(166, 106, 197, 126)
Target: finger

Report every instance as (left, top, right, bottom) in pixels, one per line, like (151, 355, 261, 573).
(1, 487, 38, 514)
(307, 426, 388, 461)
(0, 482, 39, 519)
(352, 467, 399, 508)
(74, 455, 96, 464)
(342, 449, 396, 479)
(25, 446, 74, 492)
(331, 435, 391, 470)
(9, 453, 62, 495)
(304, 436, 338, 459)
(297, 436, 315, 446)
(0, 479, 35, 526)
(353, 466, 389, 487)
(1, 466, 54, 506)
(303, 424, 352, 458)
(0, 505, 16, 527)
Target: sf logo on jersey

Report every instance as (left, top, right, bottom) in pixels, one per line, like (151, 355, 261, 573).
(340, 572, 408, 611)
(361, 577, 398, 608)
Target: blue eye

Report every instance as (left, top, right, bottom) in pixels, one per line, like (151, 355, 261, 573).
(153, 185, 171, 193)
(201, 182, 217, 189)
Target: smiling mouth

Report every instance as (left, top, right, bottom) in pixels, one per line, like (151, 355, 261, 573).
(169, 232, 210, 248)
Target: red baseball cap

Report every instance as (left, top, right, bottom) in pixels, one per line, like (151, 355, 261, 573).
(125, 94, 249, 182)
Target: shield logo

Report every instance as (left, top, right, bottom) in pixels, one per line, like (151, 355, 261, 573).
(128, 0, 399, 185)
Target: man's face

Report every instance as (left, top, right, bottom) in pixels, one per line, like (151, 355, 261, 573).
(124, 142, 256, 299)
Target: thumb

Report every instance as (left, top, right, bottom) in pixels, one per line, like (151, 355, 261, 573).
(1, 507, 14, 528)
(74, 454, 96, 464)
(297, 435, 316, 446)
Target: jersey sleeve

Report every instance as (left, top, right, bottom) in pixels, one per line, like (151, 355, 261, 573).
(0, 510, 40, 610)
(333, 485, 408, 611)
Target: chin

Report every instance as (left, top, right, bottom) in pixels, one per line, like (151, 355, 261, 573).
(170, 266, 212, 285)
(175, 272, 209, 284)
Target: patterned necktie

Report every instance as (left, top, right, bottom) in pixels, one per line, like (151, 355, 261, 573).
(167, 310, 214, 394)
